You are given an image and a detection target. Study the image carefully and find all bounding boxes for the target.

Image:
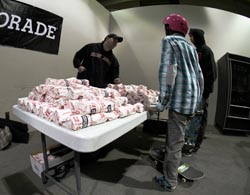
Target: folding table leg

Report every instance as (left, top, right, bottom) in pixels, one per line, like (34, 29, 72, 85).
(74, 151, 83, 195)
(40, 133, 83, 194)
(41, 133, 49, 183)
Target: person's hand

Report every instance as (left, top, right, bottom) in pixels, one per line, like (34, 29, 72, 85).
(78, 65, 86, 73)
(145, 105, 160, 116)
(145, 105, 158, 112)
(113, 78, 121, 84)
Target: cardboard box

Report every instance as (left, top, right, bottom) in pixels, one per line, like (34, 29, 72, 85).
(30, 147, 73, 178)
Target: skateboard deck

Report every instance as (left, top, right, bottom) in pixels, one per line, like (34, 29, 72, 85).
(149, 146, 204, 182)
(177, 163, 205, 181)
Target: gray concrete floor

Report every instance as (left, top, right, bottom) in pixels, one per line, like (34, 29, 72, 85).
(0, 125, 250, 195)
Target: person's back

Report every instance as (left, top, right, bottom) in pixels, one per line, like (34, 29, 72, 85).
(189, 29, 217, 99)
(162, 35, 203, 115)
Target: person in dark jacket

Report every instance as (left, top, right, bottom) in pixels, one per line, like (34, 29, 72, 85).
(187, 28, 217, 153)
(73, 33, 123, 88)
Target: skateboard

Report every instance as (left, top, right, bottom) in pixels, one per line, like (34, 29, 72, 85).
(149, 146, 204, 182)
(177, 163, 205, 182)
(185, 110, 203, 146)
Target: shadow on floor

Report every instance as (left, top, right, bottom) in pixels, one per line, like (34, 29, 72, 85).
(3, 172, 46, 195)
(78, 127, 166, 190)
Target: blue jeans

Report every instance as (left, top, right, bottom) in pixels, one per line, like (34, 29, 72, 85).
(163, 109, 189, 187)
(195, 98, 209, 147)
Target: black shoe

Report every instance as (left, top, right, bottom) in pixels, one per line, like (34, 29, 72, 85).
(182, 144, 194, 157)
(192, 146, 200, 153)
(182, 149, 193, 157)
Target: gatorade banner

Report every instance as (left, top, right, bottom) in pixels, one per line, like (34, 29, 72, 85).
(0, 0, 63, 54)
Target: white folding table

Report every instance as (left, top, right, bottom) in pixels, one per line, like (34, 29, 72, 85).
(12, 105, 147, 195)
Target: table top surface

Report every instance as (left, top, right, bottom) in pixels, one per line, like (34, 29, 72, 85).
(13, 105, 147, 152)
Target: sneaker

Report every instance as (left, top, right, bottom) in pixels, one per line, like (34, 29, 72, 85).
(154, 175, 176, 191)
(182, 149, 193, 157)
(182, 144, 194, 157)
(192, 145, 200, 153)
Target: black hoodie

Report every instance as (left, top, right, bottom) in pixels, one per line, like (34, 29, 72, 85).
(73, 42, 120, 88)
(189, 28, 217, 99)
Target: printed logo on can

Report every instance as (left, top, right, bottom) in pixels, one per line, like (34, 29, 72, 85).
(81, 116, 88, 128)
(107, 105, 112, 112)
(91, 108, 96, 114)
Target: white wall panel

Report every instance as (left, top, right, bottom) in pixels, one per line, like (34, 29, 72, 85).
(0, 0, 110, 119)
(110, 5, 250, 124)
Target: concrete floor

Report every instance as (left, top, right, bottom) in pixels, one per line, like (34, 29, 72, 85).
(0, 125, 250, 195)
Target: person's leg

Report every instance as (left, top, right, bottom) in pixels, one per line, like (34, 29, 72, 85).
(162, 110, 188, 187)
(194, 98, 209, 151)
(149, 145, 165, 161)
(182, 116, 197, 156)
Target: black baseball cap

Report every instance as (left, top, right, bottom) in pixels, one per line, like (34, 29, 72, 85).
(105, 33, 123, 42)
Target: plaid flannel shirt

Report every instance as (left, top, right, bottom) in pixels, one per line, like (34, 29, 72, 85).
(157, 35, 204, 115)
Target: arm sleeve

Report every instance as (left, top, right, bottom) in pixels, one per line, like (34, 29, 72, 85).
(111, 57, 120, 82)
(73, 45, 88, 68)
(157, 38, 177, 111)
(203, 49, 217, 98)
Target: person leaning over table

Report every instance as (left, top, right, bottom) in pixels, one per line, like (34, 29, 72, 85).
(146, 14, 204, 191)
(73, 33, 123, 88)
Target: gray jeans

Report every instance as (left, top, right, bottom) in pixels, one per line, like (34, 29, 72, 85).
(163, 109, 189, 187)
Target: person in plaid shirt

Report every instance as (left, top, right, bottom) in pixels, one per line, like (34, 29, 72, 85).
(147, 14, 204, 191)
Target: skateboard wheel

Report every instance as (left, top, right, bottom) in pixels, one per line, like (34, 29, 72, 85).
(181, 178, 186, 182)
